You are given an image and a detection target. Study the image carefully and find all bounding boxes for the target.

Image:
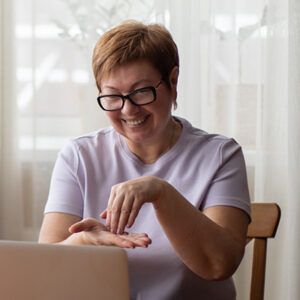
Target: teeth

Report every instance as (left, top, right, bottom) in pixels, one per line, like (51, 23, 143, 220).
(126, 117, 146, 125)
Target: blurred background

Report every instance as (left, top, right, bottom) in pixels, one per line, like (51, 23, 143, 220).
(0, 0, 299, 299)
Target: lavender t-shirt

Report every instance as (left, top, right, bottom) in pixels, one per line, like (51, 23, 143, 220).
(45, 117, 251, 300)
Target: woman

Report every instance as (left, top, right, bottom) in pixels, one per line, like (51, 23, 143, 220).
(39, 21, 251, 299)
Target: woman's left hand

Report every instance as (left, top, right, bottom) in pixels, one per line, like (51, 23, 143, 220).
(100, 176, 165, 234)
(69, 218, 151, 248)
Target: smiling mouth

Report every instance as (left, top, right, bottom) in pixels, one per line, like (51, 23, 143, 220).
(125, 115, 149, 126)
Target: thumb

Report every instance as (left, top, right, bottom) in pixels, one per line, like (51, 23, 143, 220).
(69, 218, 98, 233)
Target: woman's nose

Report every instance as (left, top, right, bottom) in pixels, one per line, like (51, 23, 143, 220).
(122, 98, 140, 114)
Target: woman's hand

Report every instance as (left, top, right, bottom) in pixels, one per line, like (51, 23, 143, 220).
(68, 218, 151, 249)
(100, 176, 165, 234)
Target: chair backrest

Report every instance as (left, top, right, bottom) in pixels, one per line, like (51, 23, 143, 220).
(246, 202, 281, 300)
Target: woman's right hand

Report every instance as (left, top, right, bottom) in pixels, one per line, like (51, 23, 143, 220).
(67, 218, 152, 249)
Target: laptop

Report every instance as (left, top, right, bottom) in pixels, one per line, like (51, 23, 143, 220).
(0, 240, 130, 300)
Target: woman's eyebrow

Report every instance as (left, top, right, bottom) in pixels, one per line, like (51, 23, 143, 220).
(102, 79, 153, 93)
(129, 79, 153, 90)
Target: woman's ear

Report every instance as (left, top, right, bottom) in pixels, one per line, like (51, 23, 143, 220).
(169, 66, 179, 88)
(169, 66, 179, 109)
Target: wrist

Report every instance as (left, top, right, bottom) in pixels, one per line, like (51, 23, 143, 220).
(153, 178, 169, 211)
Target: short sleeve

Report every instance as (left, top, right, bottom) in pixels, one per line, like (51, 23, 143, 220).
(200, 139, 251, 220)
(44, 141, 84, 217)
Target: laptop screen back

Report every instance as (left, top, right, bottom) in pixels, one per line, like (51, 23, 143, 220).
(0, 240, 130, 300)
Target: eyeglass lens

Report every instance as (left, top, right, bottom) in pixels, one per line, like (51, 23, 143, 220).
(99, 87, 155, 111)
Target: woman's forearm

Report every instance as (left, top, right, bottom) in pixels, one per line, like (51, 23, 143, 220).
(153, 181, 247, 280)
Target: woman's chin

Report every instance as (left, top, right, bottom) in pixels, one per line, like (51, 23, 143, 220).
(124, 133, 150, 145)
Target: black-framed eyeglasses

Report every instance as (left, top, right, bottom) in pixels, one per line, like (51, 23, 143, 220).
(97, 80, 163, 111)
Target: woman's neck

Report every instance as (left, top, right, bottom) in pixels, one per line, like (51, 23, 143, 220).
(126, 118, 182, 164)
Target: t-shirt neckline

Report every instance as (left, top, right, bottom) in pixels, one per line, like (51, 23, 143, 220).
(117, 116, 188, 168)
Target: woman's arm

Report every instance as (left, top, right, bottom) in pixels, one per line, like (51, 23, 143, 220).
(38, 212, 151, 248)
(153, 180, 249, 280)
(101, 176, 249, 280)
(39, 212, 81, 244)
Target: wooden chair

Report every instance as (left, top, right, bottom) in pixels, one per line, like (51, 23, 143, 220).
(247, 202, 281, 300)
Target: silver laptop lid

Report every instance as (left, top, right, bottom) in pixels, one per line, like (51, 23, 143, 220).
(0, 240, 130, 300)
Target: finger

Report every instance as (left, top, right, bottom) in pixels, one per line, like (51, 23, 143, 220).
(106, 210, 111, 231)
(122, 232, 151, 242)
(69, 218, 96, 233)
(126, 203, 141, 229)
(110, 184, 129, 233)
(128, 237, 150, 248)
(100, 232, 136, 249)
(110, 199, 123, 234)
(135, 236, 152, 245)
(69, 222, 83, 233)
(121, 234, 152, 248)
(105, 187, 117, 230)
(118, 239, 136, 249)
(128, 232, 149, 238)
(99, 209, 107, 219)
(117, 197, 134, 234)
(129, 233, 152, 244)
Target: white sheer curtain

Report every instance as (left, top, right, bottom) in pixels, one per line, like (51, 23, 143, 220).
(0, 0, 24, 240)
(165, 1, 299, 299)
(0, 0, 299, 299)
(0, 0, 159, 240)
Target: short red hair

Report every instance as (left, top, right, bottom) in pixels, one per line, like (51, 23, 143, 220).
(92, 20, 179, 92)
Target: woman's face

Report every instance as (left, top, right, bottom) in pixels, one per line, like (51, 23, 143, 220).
(99, 60, 178, 147)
